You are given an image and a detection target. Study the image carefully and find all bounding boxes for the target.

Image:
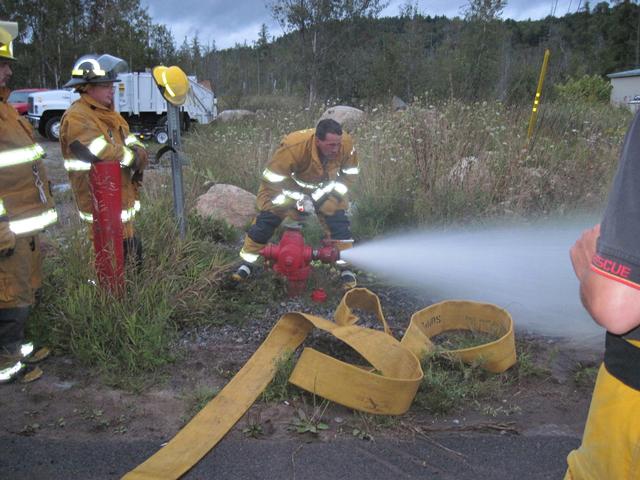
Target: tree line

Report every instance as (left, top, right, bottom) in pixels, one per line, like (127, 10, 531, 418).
(2, 0, 639, 104)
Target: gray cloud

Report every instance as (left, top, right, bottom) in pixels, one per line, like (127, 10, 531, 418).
(144, 0, 608, 50)
(143, 0, 280, 49)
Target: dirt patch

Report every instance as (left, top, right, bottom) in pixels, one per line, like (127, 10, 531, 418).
(1, 283, 601, 446)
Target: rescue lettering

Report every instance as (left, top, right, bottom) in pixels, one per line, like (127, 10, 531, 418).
(592, 254, 632, 279)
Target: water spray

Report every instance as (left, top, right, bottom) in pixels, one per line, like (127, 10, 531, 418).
(340, 217, 603, 346)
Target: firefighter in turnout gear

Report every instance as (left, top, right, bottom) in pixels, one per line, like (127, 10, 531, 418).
(0, 21, 57, 384)
(233, 119, 359, 288)
(566, 113, 640, 479)
(59, 54, 148, 266)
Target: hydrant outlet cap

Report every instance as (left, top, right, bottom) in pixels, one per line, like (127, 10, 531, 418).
(311, 288, 328, 303)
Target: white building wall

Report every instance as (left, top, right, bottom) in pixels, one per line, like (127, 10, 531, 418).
(610, 76, 640, 109)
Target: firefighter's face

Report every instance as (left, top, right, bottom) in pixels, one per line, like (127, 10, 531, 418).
(86, 82, 115, 107)
(316, 132, 342, 160)
(0, 61, 12, 87)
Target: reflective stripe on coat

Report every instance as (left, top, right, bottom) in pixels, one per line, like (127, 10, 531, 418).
(0, 87, 57, 239)
(256, 128, 359, 212)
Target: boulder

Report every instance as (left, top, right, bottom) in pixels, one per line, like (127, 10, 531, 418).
(391, 95, 408, 111)
(318, 106, 365, 131)
(194, 184, 256, 229)
(216, 109, 256, 122)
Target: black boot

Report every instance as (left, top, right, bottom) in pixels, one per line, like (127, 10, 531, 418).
(231, 263, 253, 282)
(339, 269, 357, 290)
(0, 307, 29, 356)
(0, 307, 29, 384)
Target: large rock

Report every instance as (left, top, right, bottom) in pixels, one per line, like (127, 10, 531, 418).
(194, 184, 256, 229)
(318, 106, 365, 131)
(391, 95, 408, 111)
(216, 109, 256, 122)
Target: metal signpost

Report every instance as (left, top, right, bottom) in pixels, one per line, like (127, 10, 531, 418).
(166, 104, 186, 239)
(152, 65, 190, 239)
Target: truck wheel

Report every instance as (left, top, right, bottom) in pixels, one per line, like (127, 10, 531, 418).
(45, 116, 62, 141)
(155, 130, 169, 144)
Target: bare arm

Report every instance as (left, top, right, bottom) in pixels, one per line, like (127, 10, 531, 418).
(571, 224, 640, 334)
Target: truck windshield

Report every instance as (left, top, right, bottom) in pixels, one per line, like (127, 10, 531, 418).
(8, 91, 30, 103)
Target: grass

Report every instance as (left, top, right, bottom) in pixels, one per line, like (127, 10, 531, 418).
(414, 338, 555, 416)
(181, 386, 220, 423)
(262, 350, 300, 403)
(31, 95, 630, 387)
(573, 362, 599, 389)
(414, 350, 512, 415)
(431, 329, 499, 350)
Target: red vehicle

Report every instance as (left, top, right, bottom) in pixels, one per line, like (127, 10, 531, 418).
(7, 88, 48, 115)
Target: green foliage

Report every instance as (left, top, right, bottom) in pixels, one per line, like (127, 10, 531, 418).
(184, 99, 629, 239)
(554, 75, 613, 104)
(262, 350, 299, 403)
(220, 95, 305, 112)
(573, 362, 599, 389)
(188, 213, 238, 244)
(432, 329, 499, 350)
(30, 240, 176, 389)
(514, 341, 552, 380)
(6, 1, 640, 104)
(288, 406, 330, 435)
(28, 188, 238, 387)
(28, 97, 630, 389)
(414, 351, 511, 415)
(350, 410, 399, 441)
(182, 386, 220, 422)
(242, 419, 265, 438)
(2, 0, 179, 88)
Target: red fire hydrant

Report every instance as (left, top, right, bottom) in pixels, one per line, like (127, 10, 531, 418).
(260, 228, 339, 297)
(90, 162, 124, 294)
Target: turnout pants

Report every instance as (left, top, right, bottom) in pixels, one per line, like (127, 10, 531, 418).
(564, 361, 640, 480)
(0, 236, 41, 352)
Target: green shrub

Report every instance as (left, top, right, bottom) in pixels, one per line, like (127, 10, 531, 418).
(554, 74, 612, 104)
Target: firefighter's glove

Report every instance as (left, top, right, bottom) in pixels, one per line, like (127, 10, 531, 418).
(295, 195, 315, 216)
(132, 146, 149, 172)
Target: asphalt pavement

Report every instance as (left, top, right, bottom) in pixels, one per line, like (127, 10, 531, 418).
(1, 432, 579, 479)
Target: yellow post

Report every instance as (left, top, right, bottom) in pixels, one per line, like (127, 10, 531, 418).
(527, 49, 551, 141)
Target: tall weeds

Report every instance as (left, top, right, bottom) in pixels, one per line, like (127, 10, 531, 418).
(32, 97, 630, 385)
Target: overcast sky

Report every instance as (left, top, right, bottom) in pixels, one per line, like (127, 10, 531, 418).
(143, 0, 600, 50)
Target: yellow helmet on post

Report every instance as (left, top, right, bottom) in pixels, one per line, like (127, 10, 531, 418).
(152, 66, 189, 106)
(0, 21, 19, 62)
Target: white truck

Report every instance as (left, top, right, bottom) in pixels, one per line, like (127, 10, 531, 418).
(27, 72, 217, 143)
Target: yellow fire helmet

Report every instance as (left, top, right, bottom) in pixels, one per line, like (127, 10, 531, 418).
(0, 21, 19, 61)
(152, 65, 189, 106)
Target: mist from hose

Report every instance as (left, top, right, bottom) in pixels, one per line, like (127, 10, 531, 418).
(341, 217, 604, 347)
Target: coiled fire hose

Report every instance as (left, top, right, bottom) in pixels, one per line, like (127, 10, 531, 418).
(124, 288, 516, 479)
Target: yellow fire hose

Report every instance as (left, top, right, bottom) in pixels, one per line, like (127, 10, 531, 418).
(123, 288, 516, 480)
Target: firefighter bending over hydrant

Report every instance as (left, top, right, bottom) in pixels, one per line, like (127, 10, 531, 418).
(232, 119, 359, 288)
(0, 21, 58, 384)
(59, 54, 148, 266)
